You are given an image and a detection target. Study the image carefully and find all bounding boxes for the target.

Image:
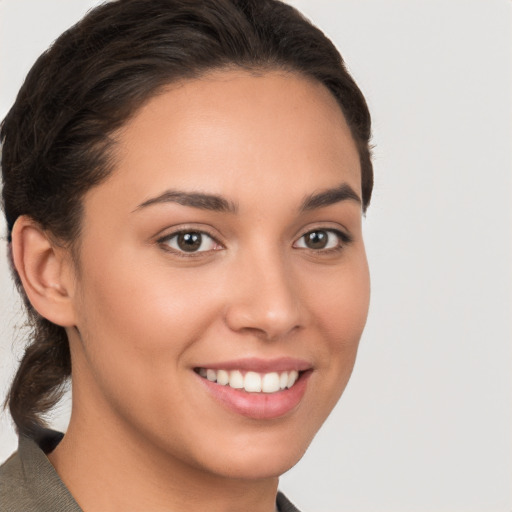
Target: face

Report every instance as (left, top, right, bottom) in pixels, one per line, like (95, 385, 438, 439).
(67, 70, 370, 480)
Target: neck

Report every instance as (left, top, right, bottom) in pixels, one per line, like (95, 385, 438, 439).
(49, 414, 279, 512)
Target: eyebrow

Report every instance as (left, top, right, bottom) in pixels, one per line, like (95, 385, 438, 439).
(134, 190, 238, 213)
(134, 182, 360, 214)
(300, 183, 361, 211)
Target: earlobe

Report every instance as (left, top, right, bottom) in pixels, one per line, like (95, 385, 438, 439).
(11, 216, 77, 327)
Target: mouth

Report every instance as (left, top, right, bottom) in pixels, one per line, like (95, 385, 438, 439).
(193, 358, 313, 420)
(194, 367, 301, 393)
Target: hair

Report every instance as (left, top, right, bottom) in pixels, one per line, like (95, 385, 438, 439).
(1, 0, 373, 439)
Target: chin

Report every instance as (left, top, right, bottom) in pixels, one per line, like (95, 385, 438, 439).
(204, 444, 308, 481)
(181, 423, 316, 481)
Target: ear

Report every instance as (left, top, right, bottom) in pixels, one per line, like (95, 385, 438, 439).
(11, 216, 77, 327)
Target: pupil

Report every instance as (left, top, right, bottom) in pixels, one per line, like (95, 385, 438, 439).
(177, 232, 202, 252)
(306, 231, 328, 249)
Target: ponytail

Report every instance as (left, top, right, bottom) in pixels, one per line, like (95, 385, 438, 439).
(6, 316, 70, 439)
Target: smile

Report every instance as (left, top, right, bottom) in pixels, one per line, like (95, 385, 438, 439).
(194, 358, 313, 420)
(196, 368, 299, 393)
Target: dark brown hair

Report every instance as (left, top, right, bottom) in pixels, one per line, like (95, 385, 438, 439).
(1, 0, 373, 439)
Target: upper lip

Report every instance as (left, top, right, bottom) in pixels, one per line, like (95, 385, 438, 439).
(194, 357, 313, 373)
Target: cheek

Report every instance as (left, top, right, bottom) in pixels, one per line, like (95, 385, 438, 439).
(71, 246, 227, 412)
(307, 254, 370, 346)
(78, 250, 219, 346)
(71, 252, 226, 432)
(303, 253, 370, 396)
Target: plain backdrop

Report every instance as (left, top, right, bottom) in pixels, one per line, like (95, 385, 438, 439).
(0, 1, 510, 511)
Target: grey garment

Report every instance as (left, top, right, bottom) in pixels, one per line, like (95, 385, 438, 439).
(275, 491, 301, 512)
(0, 431, 80, 512)
(0, 430, 301, 512)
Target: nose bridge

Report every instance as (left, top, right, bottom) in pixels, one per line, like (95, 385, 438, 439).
(224, 243, 302, 340)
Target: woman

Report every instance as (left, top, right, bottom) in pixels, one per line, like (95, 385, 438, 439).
(0, 0, 373, 510)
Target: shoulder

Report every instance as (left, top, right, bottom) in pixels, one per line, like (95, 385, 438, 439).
(0, 431, 82, 512)
(0, 449, 38, 512)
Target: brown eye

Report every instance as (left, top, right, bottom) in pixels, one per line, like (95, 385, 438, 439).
(294, 229, 348, 251)
(177, 232, 202, 252)
(304, 230, 329, 249)
(162, 231, 218, 253)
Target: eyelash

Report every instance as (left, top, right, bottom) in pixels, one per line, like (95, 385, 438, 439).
(157, 227, 352, 257)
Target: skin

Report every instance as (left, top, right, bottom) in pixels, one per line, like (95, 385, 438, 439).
(15, 70, 370, 511)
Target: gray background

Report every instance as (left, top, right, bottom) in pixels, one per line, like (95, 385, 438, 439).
(1, 1, 511, 511)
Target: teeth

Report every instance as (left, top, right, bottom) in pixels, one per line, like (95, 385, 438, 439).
(287, 370, 299, 388)
(262, 372, 280, 393)
(229, 370, 244, 389)
(279, 372, 288, 390)
(198, 368, 301, 393)
(216, 369, 229, 385)
(244, 371, 262, 392)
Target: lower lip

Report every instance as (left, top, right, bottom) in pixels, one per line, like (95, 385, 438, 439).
(197, 371, 312, 420)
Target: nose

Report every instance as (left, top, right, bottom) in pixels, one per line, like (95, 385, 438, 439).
(223, 251, 303, 341)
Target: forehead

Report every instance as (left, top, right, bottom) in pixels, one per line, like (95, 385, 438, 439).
(90, 69, 361, 212)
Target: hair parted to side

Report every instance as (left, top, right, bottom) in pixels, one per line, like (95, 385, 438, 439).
(1, 0, 373, 439)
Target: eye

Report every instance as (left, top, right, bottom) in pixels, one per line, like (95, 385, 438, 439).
(294, 229, 348, 251)
(160, 231, 220, 253)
